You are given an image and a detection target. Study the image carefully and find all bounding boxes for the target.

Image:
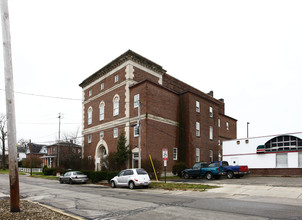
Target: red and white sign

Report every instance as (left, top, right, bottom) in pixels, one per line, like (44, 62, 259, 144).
(162, 148, 168, 161)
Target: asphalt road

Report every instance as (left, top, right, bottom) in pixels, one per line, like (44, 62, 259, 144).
(1, 174, 302, 220)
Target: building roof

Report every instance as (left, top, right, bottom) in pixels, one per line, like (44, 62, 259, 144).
(79, 50, 167, 88)
(47, 141, 81, 148)
(26, 143, 46, 154)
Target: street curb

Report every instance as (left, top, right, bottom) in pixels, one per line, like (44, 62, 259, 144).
(25, 199, 84, 220)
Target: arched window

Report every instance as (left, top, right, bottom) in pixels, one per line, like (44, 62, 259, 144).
(113, 95, 119, 116)
(99, 101, 105, 121)
(88, 107, 93, 125)
(264, 135, 302, 152)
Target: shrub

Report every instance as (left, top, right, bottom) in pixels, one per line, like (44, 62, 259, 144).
(43, 168, 58, 176)
(172, 162, 187, 177)
(80, 170, 119, 183)
(141, 158, 162, 180)
(106, 171, 119, 183)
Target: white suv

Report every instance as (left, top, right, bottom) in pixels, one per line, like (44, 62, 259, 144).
(110, 168, 151, 189)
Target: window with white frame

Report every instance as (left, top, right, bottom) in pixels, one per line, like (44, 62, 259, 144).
(196, 148, 200, 162)
(99, 102, 105, 121)
(209, 126, 213, 140)
(218, 150, 222, 161)
(89, 90, 92, 96)
(134, 125, 139, 137)
(88, 135, 92, 143)
(88, 107, 93, 125)
(114, 128, 118, 138)
(134, 94, 140, 108)
(276, 153, 288, 168)
(100, 83, 104, 90)
(226, 122, 229, 130)
(114, 75, 119, 83)
(196, 122, 200, 137)
(218, 139, 221, 146)
(100, 131, 104, 139)
(209, 150, 213, 162)
(113, 95, 119, 116)
(218, 119, 220, 127)
(209, 107, 213, 118)
(173, 147, 178, 160)
(196, 101, 200, 113)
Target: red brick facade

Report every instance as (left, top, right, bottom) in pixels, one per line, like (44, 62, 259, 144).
(79, 50, 237, 171)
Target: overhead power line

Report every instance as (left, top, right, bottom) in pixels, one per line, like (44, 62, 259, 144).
(0, 88, 81, 101)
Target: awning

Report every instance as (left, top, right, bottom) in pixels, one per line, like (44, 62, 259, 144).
(256, 145, 266, 153)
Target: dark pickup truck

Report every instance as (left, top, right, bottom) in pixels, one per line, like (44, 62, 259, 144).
(181, 162, 226, 180)
(209, 161, 249, 179)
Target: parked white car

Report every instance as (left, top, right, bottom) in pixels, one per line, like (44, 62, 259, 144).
(59, 171, 88, 184)
(110, 168, 151, 189)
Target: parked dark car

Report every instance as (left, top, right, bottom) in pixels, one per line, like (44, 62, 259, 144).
(59, 171, 88, 184)
(181, 162, 226, 180)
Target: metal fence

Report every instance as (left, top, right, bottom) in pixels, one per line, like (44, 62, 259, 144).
(19, 167, 42, 173)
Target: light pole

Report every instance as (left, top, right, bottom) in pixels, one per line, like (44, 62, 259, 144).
(138, 101, 141, 169)
(247, 122, 250, 138)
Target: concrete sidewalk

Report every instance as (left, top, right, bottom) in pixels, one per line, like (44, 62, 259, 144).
(204, 182, 302, 200)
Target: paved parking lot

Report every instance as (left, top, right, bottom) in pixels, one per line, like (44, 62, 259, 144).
(171, 175, 302, 187)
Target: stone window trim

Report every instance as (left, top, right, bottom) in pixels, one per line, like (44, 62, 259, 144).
(113, 94, 120, 116)
(99, 101, 105, 121)
(88, 106, 93, 125)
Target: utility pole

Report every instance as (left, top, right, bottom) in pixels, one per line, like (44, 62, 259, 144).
(57, 113, 61, 167)
(29, 139, 32, 176)
(247, 122, 250, 138)
(1, 0, 20, 212)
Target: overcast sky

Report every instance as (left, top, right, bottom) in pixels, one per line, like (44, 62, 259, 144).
(1, 0, 301, 145)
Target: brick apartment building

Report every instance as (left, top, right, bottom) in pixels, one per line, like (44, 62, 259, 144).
(41, 141, 82, 168)
(79, 50, 237, 172)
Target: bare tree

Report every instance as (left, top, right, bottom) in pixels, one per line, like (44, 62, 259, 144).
(62, 127, 81, 145)
(0, 114, 7, 169)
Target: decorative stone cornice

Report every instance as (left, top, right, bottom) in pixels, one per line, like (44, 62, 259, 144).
(79, 50, 166, 88)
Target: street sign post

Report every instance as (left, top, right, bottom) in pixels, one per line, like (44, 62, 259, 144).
(162, 148, 168, 183)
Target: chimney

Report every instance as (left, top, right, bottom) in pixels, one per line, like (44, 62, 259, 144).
(219, 98, 224, 103)
(207, 91, 213, 97)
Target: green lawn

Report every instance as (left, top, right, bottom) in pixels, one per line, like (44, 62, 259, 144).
(150, 182, 219, 191)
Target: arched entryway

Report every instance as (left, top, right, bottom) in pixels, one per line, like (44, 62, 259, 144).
(95, 139, 109, 171)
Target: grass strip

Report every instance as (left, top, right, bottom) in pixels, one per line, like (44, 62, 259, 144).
(150, 182, 219, 191)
